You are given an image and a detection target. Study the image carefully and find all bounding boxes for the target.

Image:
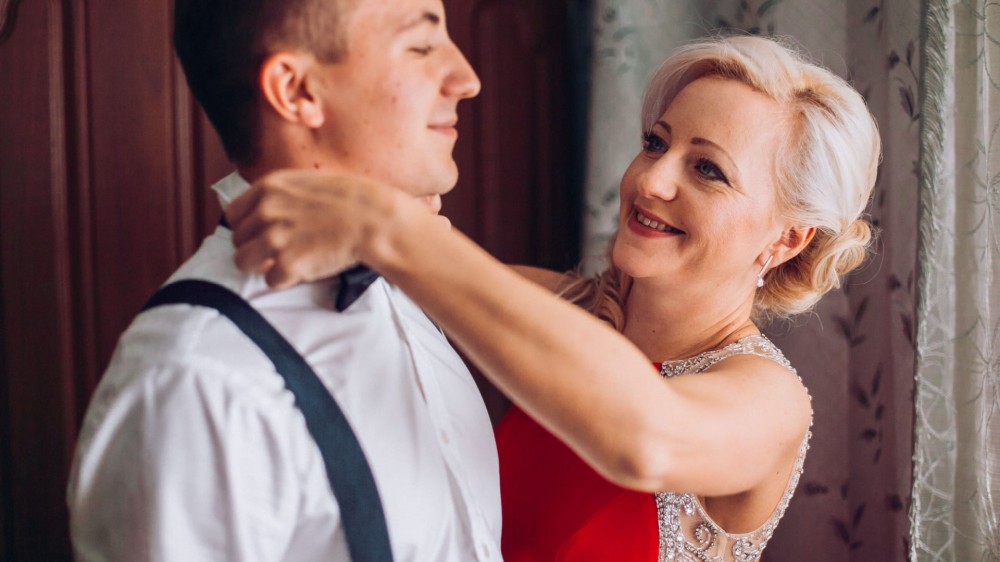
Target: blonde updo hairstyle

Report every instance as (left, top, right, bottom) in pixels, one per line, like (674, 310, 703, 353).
(562, 35, 880, 327)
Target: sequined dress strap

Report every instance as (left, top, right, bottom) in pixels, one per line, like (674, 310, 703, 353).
(658, 334, 793, 379)
(654, 335, 811, 562)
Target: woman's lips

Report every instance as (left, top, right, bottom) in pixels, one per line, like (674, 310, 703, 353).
(626, 207, 685, 237)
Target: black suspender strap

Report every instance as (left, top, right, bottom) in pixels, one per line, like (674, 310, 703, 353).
(142, 280, 393, 562)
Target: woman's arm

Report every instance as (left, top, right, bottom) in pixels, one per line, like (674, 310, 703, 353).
(509, 265, 574, 293)
(226, 170, 811, 496)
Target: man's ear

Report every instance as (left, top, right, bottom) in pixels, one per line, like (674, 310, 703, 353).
(764, 225, 816, 269)
(259, 52, 325, 129)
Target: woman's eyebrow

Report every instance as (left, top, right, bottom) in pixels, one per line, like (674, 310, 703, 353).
(653, 120, 740, 177)
(691, 137, 739, 175)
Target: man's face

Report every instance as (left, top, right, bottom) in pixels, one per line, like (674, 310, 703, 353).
(313, 0, 480, 208)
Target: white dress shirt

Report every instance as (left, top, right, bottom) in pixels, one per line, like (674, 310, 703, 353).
(68, 173, 502, 561)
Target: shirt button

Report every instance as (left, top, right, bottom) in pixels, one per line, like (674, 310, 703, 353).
(481, 543, 491, 559)
(440, 430, 450, 444)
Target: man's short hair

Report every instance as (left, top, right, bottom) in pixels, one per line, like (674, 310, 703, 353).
(174, 0, 358, 166)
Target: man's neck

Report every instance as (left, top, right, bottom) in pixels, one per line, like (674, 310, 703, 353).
(241, 123, 342, 182)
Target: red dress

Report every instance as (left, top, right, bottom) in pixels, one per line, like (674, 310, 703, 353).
(495, 403, 659, 561)
(495, 335, 808, 562)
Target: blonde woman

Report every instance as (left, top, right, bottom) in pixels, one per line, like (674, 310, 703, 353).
(226, 35, 879, 562)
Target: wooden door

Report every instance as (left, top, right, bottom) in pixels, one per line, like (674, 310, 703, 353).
(0, 0, 578, 559)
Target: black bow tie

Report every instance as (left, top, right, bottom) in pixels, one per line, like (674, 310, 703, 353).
(219, 215, 379, 311)
(335, 264, 380, 311)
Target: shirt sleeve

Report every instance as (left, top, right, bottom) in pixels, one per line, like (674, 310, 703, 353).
(68, 358, 316, 561)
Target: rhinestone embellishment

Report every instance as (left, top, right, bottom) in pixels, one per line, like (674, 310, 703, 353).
(654, 335, 811, 562)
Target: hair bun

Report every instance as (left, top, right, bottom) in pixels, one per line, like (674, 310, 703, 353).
(833, 219, 873, 275)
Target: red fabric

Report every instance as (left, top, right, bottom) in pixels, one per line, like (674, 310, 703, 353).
(496, 404, 659, 561)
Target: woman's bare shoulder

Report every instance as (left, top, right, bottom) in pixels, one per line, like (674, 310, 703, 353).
(705, 353, 813, 432)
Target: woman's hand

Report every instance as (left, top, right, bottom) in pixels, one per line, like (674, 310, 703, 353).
(225, 169, 446, 288)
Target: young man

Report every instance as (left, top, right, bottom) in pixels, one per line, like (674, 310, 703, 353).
(67, 0, 501, 560)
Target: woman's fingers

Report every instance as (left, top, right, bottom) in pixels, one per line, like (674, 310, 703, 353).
(264, 255, 302, 290)
(434, 214, 452, 230)
(233, 229, 281, 274)
(227, 175, 363, 284)
(224, 169, 424, 287)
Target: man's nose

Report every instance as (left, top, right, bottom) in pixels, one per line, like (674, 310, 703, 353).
(444, 42, 481, 99)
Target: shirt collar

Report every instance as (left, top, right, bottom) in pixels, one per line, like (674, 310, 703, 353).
(211, 171, 251, 209)
(209, 171, 379, 311)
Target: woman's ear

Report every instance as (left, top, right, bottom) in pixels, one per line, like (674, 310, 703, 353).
(767, 225, 816, 268)
(259, 52, 325, 129)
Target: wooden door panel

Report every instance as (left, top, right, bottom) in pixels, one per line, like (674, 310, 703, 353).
(446, 0, 576, 269)
(87, 0, 187, 364)
(0, 2, 79, 559)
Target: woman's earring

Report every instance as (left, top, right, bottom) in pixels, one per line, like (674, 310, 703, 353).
(756, 255, 774, 288)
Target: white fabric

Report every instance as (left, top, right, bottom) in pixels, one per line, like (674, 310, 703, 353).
(912, 1, 1000, 559)
(68, 173, 502, 562)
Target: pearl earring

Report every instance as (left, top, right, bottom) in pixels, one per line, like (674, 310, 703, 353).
(756, 255, 774, 288)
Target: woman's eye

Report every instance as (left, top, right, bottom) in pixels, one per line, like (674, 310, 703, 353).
(642, 132, 666, 152)
(695, 158, 728, 183)
(411, 46, 434, 55)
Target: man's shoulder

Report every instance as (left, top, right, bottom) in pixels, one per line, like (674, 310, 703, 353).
(105, 235, 281, 394)
(100, 301, 281, 415)
(166, 228, 257, 295)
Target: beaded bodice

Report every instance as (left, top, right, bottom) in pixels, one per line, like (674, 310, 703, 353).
(655, 335, 811, 562)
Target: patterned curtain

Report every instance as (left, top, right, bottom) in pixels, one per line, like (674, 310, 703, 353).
(911, 1, 1000, 560)
(582, 1, 920, 560)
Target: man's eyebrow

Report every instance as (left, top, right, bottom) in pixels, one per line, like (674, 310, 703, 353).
(396, 11, 441, 33)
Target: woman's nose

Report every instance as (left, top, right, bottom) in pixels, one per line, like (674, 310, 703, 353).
(635, 158, 680, 201)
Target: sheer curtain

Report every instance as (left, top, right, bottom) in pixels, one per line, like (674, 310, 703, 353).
(581, 1, 920, 560)
(911, 1, 1000, 560)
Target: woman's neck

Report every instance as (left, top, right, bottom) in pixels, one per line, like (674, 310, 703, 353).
(622, 278, 758, 362)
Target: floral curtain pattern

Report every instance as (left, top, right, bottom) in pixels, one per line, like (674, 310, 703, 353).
(582, 1, 920, 560)
(911, 1, 1000, 560)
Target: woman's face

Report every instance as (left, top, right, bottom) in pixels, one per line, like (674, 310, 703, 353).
(613, 76, 791, 295)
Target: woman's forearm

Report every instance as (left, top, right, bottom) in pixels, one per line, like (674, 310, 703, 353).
(226, 171, 795, 495)
(366, 197, 674, 488)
